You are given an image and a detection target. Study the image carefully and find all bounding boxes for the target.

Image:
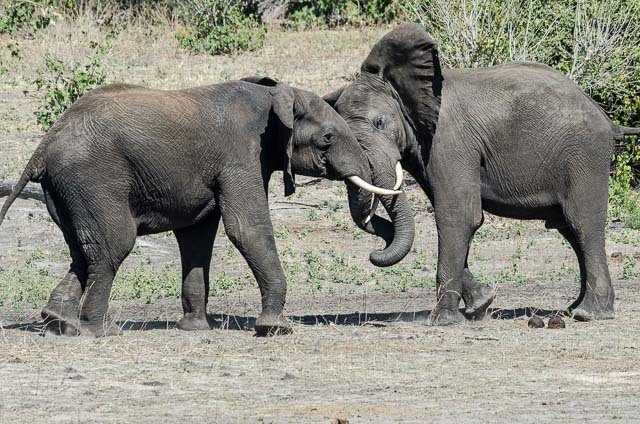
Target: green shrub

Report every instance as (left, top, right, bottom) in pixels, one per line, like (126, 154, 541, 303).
(0, 268, 58, 308)
(609, 179, 640, 229)
(176, 0, 266, 55)
(33, 40, 110, 132)
(286, 0, 396, 27)
(112, 264, 181, 303)
(0, 1, 55, 34)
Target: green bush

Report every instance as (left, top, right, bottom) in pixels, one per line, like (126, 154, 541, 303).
(0, 268, 58, 308)
(176, 0, 266, 55)
(112, 264, 181, 304)
(33, 40, 110, 132)
(0, 0, 55, 34)
(286, 0, 396, 27)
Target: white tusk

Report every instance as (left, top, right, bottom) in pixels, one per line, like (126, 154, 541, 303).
(347, 176, 402, 196)
(394, 162, 404, 190)
(364, 195, 379, 224)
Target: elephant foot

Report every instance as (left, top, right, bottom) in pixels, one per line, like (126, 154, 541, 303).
(428, 308, 465, 326)
(177, 313, 212, 331)
(74, 319, 122, 337)
(42, 307, 121, 337)
(463, 284, 495, 320)
(255, 311, 292, 336)
(41, 306, 82, 336)
(570, 298, 614, 321)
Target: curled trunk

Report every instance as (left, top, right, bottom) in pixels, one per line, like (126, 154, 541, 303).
(346, 170, 415, 267)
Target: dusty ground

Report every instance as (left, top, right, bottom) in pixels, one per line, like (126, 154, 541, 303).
(1, 23, 640, 423)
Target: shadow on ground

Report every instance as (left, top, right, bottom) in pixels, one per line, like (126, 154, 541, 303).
(2, 306, 566, 334)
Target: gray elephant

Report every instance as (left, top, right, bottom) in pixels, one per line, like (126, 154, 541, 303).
(325, 23, 640, 325)
(0, 77, 403, 336)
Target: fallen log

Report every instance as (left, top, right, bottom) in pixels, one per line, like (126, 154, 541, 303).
(0, 179, 45, 202)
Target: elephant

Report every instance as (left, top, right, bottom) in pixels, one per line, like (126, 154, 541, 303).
(324, 23, 640, 325)
(0, 77, 405, 336)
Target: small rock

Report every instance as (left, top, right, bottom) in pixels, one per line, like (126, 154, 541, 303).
(528, 316, 545, 328)
(281, 372, 297, 381)
(547, 316, 566, 329)
(332, 418, 349, 424)
(141, 381, 163, 386)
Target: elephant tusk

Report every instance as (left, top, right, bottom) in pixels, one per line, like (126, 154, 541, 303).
(347, 176, 402, 196)
(394, 162, 404, 190)
(364, 195, 379, 224)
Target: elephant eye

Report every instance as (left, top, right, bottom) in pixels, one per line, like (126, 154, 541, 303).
(320, 131, 335, 148)
(373, 116, 385, 130)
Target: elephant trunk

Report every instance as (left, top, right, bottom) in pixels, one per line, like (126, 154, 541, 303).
(346, 165, 415, 267)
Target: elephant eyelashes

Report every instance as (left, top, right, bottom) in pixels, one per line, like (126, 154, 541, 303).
(373, 116, 385, 130)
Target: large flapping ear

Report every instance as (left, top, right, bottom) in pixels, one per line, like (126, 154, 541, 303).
(270, 84, 296, 196)
(361, 23, 442, 136)
(322, 85, 346, 108)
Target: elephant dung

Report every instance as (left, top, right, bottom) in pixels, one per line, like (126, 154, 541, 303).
(527, 316, 545, 329)
(547, 316, 566, 329)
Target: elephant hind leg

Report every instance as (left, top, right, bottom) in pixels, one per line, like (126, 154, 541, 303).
(174, 212, 220, 331)
(560, 183, 614, 320)
(556, 226, 586, 311)
(461, 268, 495, 320)
(41, 253, 86, 336)
(41, 192, 87, 335)
(59, 201, 137, 337)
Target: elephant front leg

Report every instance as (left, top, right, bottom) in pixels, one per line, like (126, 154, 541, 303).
(219, 175, 292, 336)
(174, 213, 220, 331)
(430, 166, 484, 325)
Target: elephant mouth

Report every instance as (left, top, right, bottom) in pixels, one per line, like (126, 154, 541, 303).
(362, 162, 404, 223)
(343, 162, 404, 198)
(346, 174, 402, 197)
(346, 159, 414, 268)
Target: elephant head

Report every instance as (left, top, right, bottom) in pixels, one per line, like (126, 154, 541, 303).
(323, 23, 442, 266)
(242, 76, 411, 266)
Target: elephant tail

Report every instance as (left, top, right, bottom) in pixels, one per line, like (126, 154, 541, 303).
(615, 125, 640, 139)
(0, 140, 47, 227)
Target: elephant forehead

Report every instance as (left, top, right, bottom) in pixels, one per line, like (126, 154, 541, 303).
(336, 80, 398, 118)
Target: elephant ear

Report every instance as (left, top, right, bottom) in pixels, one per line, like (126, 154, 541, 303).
(270, 84, 296, 196)
(361, 23, 442, 137)
(322, 85, 346, 108)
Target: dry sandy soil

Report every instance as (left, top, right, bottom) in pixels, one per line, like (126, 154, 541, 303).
(1, 23, 640, 423)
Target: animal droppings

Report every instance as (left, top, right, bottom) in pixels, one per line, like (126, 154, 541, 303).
(332, 418, 349, 424)
(547, 316, 566, 329)
(528, 316, 545, 328)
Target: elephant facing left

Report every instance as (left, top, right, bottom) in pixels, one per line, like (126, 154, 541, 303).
(0, 77, 402, 337)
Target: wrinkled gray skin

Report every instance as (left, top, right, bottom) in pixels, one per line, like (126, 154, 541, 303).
(326, 23, 640, 325)
(0, 77, 399, 337)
